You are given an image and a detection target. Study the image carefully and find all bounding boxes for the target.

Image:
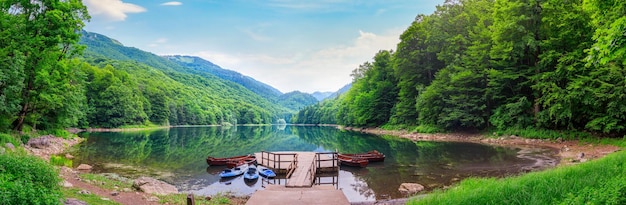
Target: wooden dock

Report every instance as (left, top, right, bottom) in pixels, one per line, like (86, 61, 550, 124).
(246, 185, 349, 205)
(254, 151, 338, 187)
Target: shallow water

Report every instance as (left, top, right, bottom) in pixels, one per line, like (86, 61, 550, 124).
(72, 126, 558, 202)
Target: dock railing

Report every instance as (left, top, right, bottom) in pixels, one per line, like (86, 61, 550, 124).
(305, 154, 318, 186)
(260, 151, 298, 174)
(316, 152, 338, 172)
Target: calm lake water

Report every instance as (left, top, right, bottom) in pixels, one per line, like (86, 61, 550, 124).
(72, 126, 558, 202)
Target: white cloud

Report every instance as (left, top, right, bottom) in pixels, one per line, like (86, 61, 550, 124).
(161, 1, 183, 6)
(84, 0, 146, 21)
(192, 30, 400, 93)
(156, 38, 168, 44)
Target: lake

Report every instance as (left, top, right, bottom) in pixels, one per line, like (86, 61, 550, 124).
(71, 126, 558, 203)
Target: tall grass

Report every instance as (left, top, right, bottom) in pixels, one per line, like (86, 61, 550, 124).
(0, 133, 19, 147)
(409, 151, 626, 205)
(492, 128, 594, 140)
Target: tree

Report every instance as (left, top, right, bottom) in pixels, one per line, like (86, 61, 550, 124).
(1, 0, 90, 131)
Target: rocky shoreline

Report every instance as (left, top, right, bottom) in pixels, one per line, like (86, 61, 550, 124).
(342, 127, 622, 166)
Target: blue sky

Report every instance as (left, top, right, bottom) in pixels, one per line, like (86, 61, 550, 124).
(83, 0, 443, 93)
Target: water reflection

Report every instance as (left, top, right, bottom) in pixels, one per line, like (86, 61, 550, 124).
(72, 126, 557, 202)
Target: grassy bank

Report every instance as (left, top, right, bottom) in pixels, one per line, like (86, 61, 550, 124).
(409, 150, 626, 205)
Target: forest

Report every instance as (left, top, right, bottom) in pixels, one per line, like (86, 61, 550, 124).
(0, 1, 318, 132)
(292, 0, 626, 137)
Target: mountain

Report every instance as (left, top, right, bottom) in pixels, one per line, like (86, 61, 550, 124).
(163, 54, 318, 111)
(278, 91, 319, 111)
(311, 91, 334, 101)
(165, 55, 282, 100)
(78, 30, 292, 126)
(326, 83, 352, 99)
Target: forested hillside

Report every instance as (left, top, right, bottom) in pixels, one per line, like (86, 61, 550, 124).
(165, 55, 319, 111)
(294, 0, 626, 136)
(1, 3, 300, 131)
(165, 55, 282, 100)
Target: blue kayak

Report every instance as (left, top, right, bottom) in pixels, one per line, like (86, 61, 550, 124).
(243, 166, 259, 181)
(219, 165, 245, 178)
(259, 167, 276, 178)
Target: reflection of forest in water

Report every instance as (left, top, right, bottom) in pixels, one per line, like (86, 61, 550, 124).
(72, 126, 555, 201)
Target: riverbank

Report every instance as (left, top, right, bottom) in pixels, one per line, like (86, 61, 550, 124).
(21, 135, 248, 205)
(342, 127, 621, 166)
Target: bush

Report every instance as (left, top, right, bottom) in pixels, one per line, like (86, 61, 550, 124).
(414, 124, 444, 134)
(0, 153, 62, 204)
(0, 133, 19, 147)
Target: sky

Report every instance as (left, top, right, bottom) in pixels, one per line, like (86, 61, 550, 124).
(83, 0, 444, 93)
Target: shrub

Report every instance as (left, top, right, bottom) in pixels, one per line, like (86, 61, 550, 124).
(0, 133, 19, 147)
(414, 124, 444, 134)
(0, 153, 62, 204)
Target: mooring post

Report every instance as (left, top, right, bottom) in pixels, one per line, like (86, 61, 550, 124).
(187, 193, 195, 205)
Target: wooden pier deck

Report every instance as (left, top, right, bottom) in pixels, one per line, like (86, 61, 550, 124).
(254, 151, 338, 187)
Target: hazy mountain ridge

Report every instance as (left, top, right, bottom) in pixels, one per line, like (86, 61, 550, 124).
(165, 55, 283, 100)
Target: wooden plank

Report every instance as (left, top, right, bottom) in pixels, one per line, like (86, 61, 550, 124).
(255, 152, 338, 187)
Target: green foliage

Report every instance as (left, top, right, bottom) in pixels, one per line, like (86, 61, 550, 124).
(166, 55, 283, 101)
(50, 155, 73, 167)
(0, 133, 19, 147)
(277, 91, 318, 111)
(290, 0, 626, 140)
(1, 0, 90, 132)
(79, 31, 290, 127)
(78, 173, 132, 191)
(157, 193, 233, 205)
(413, 124, 444, 134)
(0, 152, 62, 205)
(489, 97, 533, 130)
(61, 188, 120, 205)
(409, 150, 626, 205)
(494, 128, 593, 140)
(338, 50, 398, 127)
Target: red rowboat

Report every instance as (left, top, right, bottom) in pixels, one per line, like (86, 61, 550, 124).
(338, 154, 369, 167)
(226, 156, 257, 168)
(340, 150, 385, 162)
(206, 154, 255, 166)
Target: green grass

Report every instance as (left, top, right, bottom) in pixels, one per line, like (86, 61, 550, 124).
(157, 193, 233, 205)
(413, 124, 444, 134)
(62, 188, 121, 205)
(492, 128, 594, 140)
(78, 173, 133, 191)
(409, 150, 626, 205)
(0, 133, 19, 147)
(50, 155, 73, 167)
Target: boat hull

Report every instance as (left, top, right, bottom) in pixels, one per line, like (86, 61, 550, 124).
(207, 155, 255, 166)
(338, 155, 369, 167)
(340, 150, 385, 162)
(259, 168, 276, 178)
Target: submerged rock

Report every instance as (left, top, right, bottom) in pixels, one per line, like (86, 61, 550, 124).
(133, 176, 178, 195)
(398, 183, 425, 195)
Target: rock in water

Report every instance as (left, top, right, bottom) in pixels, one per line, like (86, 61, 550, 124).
(76, 164, 93, 170)
(398, 183, 425, 195)
(133, 177, 178, 195)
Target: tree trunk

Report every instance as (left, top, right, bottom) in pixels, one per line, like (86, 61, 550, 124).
(12, 104, 28, 132)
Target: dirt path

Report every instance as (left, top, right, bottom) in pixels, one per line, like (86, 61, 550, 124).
(60, 167, 160, 205)
(346, 127, 622, 165)
(25, 136, 161, 205)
